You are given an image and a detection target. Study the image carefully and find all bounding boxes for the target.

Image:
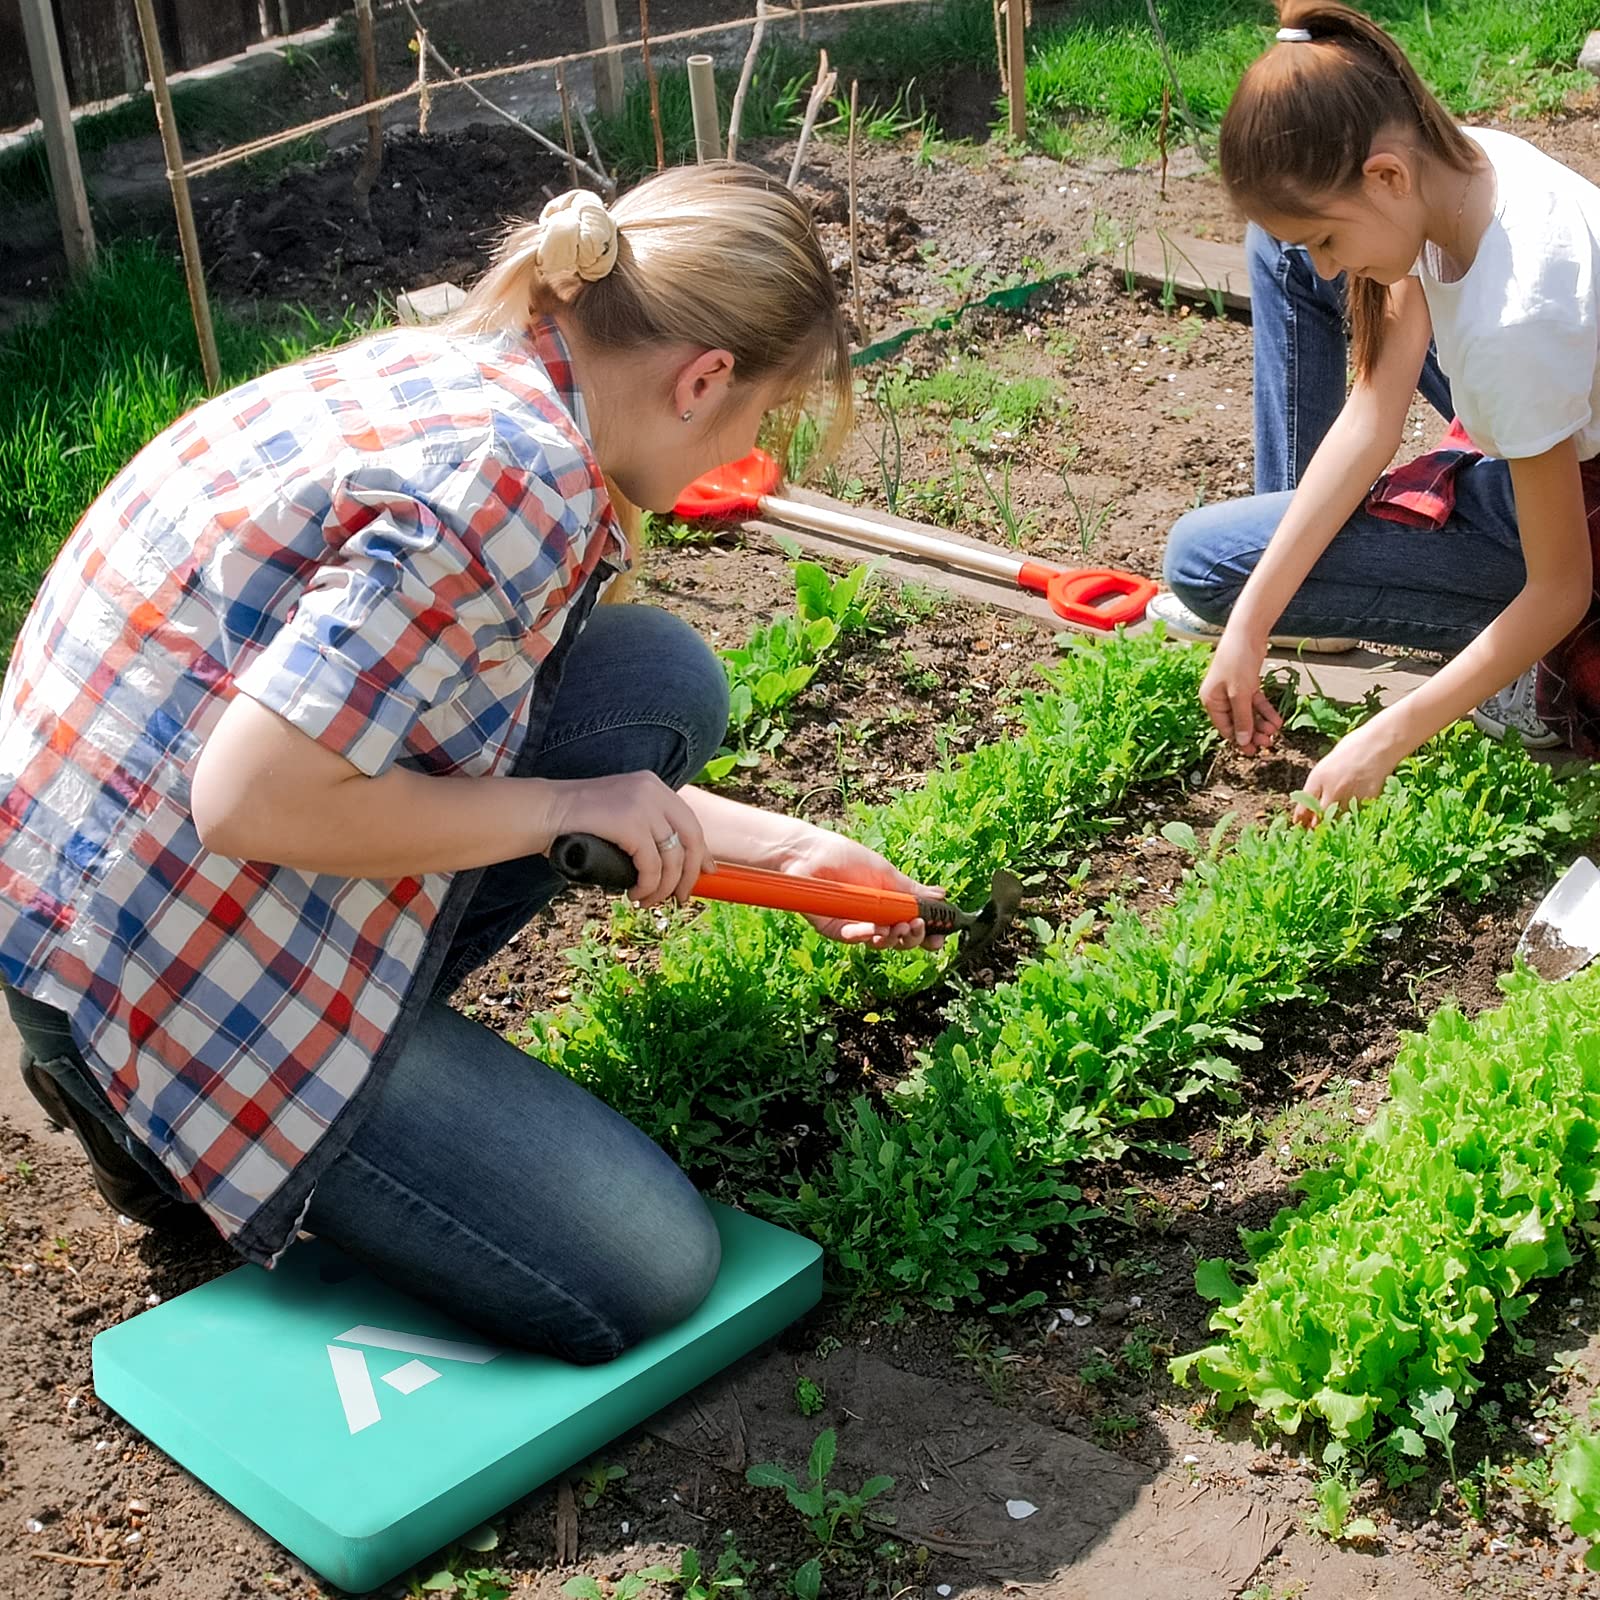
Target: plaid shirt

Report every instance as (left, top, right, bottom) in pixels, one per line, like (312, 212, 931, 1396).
(1369, 423, 1600, 754)
(0, 318, 625, 1261)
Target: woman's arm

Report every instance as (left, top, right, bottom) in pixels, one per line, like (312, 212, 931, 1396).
(190, 694, 712, 903)
(679, 786, 945, 948)
(1203, 277, 1435, 749)
(1299, 436, 1590, 817)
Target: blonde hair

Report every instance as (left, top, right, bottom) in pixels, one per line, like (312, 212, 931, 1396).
(449, 161, 852, 471)
(1221, 2, 1477, 380)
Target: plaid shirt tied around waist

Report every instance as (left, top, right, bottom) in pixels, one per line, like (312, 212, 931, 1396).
(0, 318, 626, 1261)
(1369, 421, 1600, 755)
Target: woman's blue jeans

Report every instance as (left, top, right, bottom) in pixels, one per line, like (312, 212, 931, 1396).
(1163, 224, 1527, 654)
(17, 604, 732, 1363)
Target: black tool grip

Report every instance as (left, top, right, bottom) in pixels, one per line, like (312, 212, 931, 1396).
(550, 833, 640, 892)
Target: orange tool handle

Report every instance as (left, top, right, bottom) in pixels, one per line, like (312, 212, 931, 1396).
(1017, 561, 1160, 630)
(549, 834, 932, 925)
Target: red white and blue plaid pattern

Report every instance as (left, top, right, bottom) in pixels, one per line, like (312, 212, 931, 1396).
(0, 319, 625, 1255)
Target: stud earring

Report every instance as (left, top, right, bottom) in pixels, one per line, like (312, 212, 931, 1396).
(681, 409, 694, 422)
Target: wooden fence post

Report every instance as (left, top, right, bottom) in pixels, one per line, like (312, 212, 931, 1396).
(131, 0, 220, 390)
(1005, 0, 1026, 141)
(18, 0, 97, 278)
(585, 0, 624, 119)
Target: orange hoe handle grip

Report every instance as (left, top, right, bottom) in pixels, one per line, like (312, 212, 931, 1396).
(549, 834, 932, 925)
(1017, 561, 1160, 630)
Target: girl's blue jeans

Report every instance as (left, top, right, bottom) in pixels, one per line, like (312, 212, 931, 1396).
(1162, 224, 1527, 655)
(14, 604, 732, 1363)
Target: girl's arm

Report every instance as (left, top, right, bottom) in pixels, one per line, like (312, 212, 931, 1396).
(1204, 277, 1436, 749)
(1299, 436, 1590, 817)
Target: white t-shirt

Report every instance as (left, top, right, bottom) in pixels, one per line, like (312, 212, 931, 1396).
(1418, 127, 1600, 462)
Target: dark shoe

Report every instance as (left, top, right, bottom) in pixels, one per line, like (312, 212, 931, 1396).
(20, 1055, 188, 1228)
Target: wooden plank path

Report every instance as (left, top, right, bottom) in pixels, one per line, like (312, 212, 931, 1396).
(1123, 232, 1252, 314)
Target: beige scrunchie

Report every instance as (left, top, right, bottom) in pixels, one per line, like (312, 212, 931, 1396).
(534, 189, 619, 282)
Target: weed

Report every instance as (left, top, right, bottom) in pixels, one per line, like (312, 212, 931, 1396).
(969, 453, 1035, 548)
(1092, 1412, 1142, 1445)
(1056, 458, 1115, 558)
(795, 1375, 827, 1418)
(746, 1429, 895, 1553)
(411, 1525, 510, 1598)
(575, 1460, 626, 1507)
(953, 1324, 1021, 1401)
(867, 378, 905, 513)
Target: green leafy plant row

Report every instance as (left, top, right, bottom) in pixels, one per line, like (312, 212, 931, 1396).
(1170, 956, 1600, 1483)
(764, 731, 1593, 1308)
(702, 560, 876, 783)
(531, 630, 1217, 1175)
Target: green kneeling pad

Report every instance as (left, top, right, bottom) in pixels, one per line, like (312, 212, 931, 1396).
(93, 1203, 821, 1593)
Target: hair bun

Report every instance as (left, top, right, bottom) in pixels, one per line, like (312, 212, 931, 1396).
(535, 190, 619, 282)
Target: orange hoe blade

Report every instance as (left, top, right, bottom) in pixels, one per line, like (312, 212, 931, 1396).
(674, 449, 1157, 630)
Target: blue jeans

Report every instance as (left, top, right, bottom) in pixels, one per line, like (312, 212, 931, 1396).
(1164, 225, 1526, 653)
(13, 604, 732, 1363)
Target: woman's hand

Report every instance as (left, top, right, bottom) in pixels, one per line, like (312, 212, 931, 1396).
(1293, 721, 1402, 825)
(1200, 627, 1281, 755)
(545, 772, 714, 907)
(778, 824, 947, 950)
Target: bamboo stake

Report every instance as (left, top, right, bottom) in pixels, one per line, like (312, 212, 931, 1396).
(1005, 0, 1026, 142)
(415, 27, 431, 134)
(1143, 0, 1209, 164)
(726, 1, 768, 161)
(131, 0, 219, 390)
(352, 0, 383, 218)
(400, 3, 611, 191)
(184, 1, 957, 182)
(572, 92, 607, 180)
(847, 79, 865, 340)
(556, 63, 580, 187)
(688, 56, 719, 164)
(786, 49, 837, 189)
(639, 0, 665, 171)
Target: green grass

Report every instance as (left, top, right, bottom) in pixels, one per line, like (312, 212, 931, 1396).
(0, 242, 381, 651)
(1026, 0, 1595, 164)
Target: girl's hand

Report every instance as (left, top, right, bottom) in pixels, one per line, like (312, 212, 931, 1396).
(779, 824, 947, 950)
(1294, 723, 1400, 825)
(545, 771, 713, 907)
(1200, 628, 1282, 755)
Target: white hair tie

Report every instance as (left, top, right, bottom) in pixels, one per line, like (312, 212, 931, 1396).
(534, 190, 619, 282)
(1276, 26, 1313, 41)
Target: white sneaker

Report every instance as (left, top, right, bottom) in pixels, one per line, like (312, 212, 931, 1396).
(1471, 669, 1564, 749)
(1147, 591, 1360, 654)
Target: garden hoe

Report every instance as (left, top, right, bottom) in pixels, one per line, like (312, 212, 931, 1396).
(673, 449, 1158, 631)
(1518, 855, 1600, 982)
(551, 833, 1023, 964)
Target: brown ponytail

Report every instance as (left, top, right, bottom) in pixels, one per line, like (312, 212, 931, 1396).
(1220, 2, 1477, 378)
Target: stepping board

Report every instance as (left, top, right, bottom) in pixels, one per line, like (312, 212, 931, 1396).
(93, 1204, 821, 1593)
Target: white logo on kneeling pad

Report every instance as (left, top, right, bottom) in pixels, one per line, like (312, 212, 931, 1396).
(326, 1323, 502, 1434)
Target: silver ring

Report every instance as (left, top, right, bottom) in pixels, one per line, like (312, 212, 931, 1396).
(657, 830, 682, 852)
